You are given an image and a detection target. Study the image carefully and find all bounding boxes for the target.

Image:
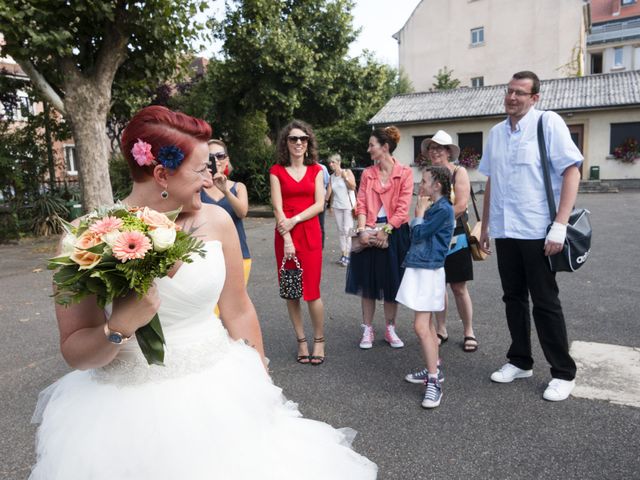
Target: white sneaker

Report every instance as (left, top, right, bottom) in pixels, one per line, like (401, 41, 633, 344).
(490, 363, 533, 383)
(359, 324, 374, 349)
(384, 324, 405, 348)
(543, 378, 575, 402)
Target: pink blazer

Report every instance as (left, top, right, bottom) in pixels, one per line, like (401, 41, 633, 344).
(355, 159, 413, 229)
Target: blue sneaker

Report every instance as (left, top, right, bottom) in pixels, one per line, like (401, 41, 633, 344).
(421, 376, 442, 409)
(404, 367, 444, 384)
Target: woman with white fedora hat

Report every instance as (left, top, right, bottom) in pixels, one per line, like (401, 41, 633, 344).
(421, 130, 478, 353)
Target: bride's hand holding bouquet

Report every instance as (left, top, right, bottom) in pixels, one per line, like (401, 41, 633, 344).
(48, 204, 206, 366)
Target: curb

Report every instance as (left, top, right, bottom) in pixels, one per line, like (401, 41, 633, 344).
(247, 206, 274, 218)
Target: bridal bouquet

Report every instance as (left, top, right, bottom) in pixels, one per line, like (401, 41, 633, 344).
(48, 204, 206, 366)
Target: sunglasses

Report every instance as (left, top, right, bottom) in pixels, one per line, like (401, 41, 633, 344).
(209, 152, 228, 162)
(287, 135, 309, 144)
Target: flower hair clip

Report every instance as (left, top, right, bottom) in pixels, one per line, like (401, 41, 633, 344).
(131, 139, 155, 167)
(157, 145, 185, 170)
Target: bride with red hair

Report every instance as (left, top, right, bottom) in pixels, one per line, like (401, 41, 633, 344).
(29, 106, 377, 479)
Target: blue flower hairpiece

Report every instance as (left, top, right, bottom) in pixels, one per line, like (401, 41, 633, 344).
(157, 145, 185, 170)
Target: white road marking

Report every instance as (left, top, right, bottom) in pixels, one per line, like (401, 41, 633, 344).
(570, 341, 640, 408)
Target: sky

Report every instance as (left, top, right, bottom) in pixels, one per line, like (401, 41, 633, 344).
(348, 0, 422, 66)
(200, 0, 423, 67)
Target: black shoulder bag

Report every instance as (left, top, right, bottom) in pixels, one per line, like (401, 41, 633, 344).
(537, 114, 592, 272)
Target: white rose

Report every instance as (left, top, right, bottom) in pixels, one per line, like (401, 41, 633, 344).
(61, 233, 77, 256)
(101, 230, 121, 247)
(148, 227, 176, 252)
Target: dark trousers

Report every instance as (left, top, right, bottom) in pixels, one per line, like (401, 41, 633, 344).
(495, 238, 576, 381)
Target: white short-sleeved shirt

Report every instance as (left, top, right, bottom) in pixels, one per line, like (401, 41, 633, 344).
(478, 108, 583, 239)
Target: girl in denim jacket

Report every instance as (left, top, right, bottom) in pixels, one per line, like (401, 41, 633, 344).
(396, 166, 454, 408)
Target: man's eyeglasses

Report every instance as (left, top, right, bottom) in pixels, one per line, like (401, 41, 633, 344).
(287, 135, 309, 144)
(505, 88, 535, 97)
(209, 152, 228, 162)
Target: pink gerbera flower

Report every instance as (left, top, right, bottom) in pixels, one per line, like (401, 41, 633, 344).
(131, 139, 155, 167)
(112, 231, 152, 262)
(89, 216, 123, 236)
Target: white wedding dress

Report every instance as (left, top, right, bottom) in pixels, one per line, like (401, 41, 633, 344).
(30, 241, 377, 479)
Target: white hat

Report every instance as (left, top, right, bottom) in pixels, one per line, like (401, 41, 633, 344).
(422, 130, 460, 161)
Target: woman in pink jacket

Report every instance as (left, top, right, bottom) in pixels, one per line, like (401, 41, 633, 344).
(346, 126, 413, 350)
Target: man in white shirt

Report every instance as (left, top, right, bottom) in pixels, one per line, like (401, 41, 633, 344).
(478, 71, 582, 402)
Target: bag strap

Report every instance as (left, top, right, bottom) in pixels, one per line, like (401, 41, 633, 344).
(537, 113, 558, 219)
(469, 186, 481, 222)
(280, 255, 302, 272)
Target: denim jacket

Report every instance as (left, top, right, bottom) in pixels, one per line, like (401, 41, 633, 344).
(402, 197, 455, 269)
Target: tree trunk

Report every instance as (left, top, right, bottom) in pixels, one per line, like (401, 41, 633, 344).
(43, 102, 57, 192)
(63, 80, 114, 211)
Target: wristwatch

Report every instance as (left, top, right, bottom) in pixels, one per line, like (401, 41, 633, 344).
(104, 323, 132, 345)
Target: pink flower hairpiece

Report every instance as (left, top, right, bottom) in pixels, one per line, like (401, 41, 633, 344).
(131, 139, 155, 167)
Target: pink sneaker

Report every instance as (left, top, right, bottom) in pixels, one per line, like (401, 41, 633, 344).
(359, 324, 374, 349)
(384, 324, 404, 348)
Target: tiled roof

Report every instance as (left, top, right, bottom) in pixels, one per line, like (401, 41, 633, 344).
(368, 70, 640, 125)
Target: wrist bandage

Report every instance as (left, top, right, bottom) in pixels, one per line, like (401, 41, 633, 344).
(545, 222, 567, 244)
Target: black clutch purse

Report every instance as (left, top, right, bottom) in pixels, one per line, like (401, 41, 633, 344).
(279, 256, 303, 299)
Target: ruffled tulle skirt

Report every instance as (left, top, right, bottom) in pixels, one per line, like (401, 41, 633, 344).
(345, 223, 410, 302)
(29, 339, 377, 479)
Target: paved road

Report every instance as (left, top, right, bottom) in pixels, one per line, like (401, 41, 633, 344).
(1, 192, 639, 480)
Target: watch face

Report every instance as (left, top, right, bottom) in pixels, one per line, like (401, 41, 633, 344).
(107, 332, 124, 344)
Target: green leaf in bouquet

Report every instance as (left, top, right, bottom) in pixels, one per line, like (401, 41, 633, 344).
(47, 255, 76, 268)
(135, 314, 166, 366)
(82, 243, 107, 255)
(97, 270, 130, 300)
(53, 264, 85, 285)
(85, 275, 107, 298)
(59, 218, 76, 235)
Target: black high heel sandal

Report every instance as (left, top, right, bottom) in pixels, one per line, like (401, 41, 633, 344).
(296, 337, 310, 364)
(310, 337, 326, 366)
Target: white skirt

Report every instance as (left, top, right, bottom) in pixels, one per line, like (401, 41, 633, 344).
(29, 339, 377, 480)
(395, 267, 446, 312)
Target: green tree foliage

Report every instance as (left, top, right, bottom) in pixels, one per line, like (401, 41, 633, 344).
(171, 0, 412, 202)
(213, 0, 358, 137)
(0, 0, 209, 210)
(432, 66, 461, 91)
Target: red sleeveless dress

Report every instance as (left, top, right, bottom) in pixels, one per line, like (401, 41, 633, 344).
(270, 163, 323, 301)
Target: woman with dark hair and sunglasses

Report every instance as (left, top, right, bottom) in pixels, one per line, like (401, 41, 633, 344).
(201, 139, 251, 285)
(270, 120, 326, 366)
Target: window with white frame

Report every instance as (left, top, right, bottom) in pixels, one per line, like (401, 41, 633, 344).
(610, 122, 640, 154)
(471, 27, 484, 46)
(613, 47, 624, 68)
(471, 76, 484, 88)
(16, 94, 33, 121)
(64, 145, 77, 174)
(0, 91, 34, 121)
(621, 0, 635, 6)
(614, 47, 624, 67)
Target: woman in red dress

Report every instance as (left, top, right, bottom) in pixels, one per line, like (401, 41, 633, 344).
(269, 120, 326, 365)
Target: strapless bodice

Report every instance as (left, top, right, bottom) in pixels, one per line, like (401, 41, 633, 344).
(96, 241, 230, 384)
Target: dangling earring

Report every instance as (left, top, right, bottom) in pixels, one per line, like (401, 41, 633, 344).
(161, 190, 169, 199)
(305, 150, 309, 158)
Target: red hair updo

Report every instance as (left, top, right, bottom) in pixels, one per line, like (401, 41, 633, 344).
(121, 106, 212, 182)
